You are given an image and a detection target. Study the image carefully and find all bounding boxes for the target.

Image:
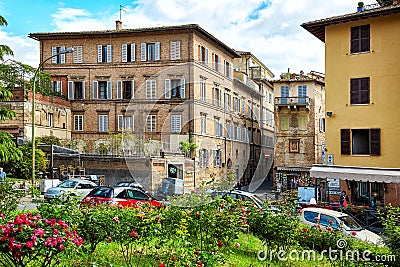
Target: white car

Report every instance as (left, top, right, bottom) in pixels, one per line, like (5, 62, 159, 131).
(299, 207, 383, 245)
(44, 179, 98, 201)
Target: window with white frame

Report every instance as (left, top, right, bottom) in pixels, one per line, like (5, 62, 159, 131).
(51, 81, 62, 94)
(224, 60, 232, 78)
(199, 148, 209, 168)
(241, 98, 246, 115)
(171, 114, 182, 133)
(141, 42, 160, 61)
(92, 81, 112, 100)
(200, 113, 207, 134)
(73, 46, 83, 63)
(122, 43, 136, 62)
(235, 124, 240, 140)
(51, 46, 66, 64)
(146, 115, 157, 132)
(117, 80, 134, 99)
(98, 115, 108, 132)
(48, 113, 53, 127)
(213, 53, 221, 72)
(233, 96, 240, 113)
(213, 85, 222, 107)
(165, 78, 185, 99)
(214, 117, 222, 137)
(97, 45, 112, 63)
(198, 45, 208, 66)
(68, 81, 85, 100)
(146, 80, 156, 99)
(118, 115, 134, 132)
(200, 79, 206, 102)
(213, 150, 222, 168)
(224, 92, 231, 111)
(74, 115, 83, 131)
(226, 120, 231, 139)
(170, 41, 181, 60)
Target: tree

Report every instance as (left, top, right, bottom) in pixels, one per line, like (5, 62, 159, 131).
(0, 15, 13, 61)
(38, 135, 62, 146)
(0, 132, 22, 164)
(179, 133, 198, 158)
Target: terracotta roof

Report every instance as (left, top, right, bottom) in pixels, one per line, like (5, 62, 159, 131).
(301, 4, 400, 42)
(28, 24, 241, 58)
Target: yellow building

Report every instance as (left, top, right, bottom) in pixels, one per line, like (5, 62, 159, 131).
(302, 1, 400, 206)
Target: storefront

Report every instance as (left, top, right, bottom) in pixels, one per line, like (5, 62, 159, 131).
(274, 166, 311, 191)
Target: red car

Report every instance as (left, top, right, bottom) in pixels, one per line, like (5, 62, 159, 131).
(82, 186, 163, 208)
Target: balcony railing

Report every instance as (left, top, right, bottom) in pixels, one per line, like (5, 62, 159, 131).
(275, 97, 310, 106)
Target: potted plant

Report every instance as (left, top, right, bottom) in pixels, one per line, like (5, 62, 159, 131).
(357, 2, 364, 11)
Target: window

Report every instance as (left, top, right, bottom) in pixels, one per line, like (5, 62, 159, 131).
(51, 81, 62, 94)
(48, 113, 53, 127)
(92, 81, 112, 100)
(224, 60, 232, 78)
(298, 85, 307, 103)
(171, 114, 182, 133)
(298, 116, 307, 131)
(226, 121, 231, 139)
(224, 92, 231, 111)
(146, 80, 156, 99)
(165, 79, 185, 99)
(117, 80, 134, 99)
(198, 45, 208, 66)
(289, 139, 300, 153)
(200, 113, 207, 134)
(199, 149, 209, 168)
(146, 115, 157, 132)
(170, 41, 181, 60)
(235, 124, 240, 140)
(200, 79, 206, 102)
(319, 118, 325, 132)
(74, 115, 83, 131)
(213, 86, 222, 107)
(303, 211, 319, 223)
(280, 117, 289, 131)
(320, 214, 339, 228)
(98, 115, 108, 132)
(118, 115, 134, 132)
(233, 96, 240, 113)
(351, 24, 370, 54)
(73, 46, 83, 63)
(122, 43, 135, 62)
(213, 150, 222, 168)
(68, 81, 85, 100)
(214, 117, 222, 137)
(241, 99, 246, 115)
(141, 42, 160, 61)
(97, 45, 112, 63)
(350, 77, 370, 105)
(281, 86, 289, 104)
(213, 53, 221, 72)
(269, 93, 273, 104)
(51, 46, 66, 64)
(341, 128, 380, 155)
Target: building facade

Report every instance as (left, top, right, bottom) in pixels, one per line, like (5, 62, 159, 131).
(28, 23, 273, 191)
(272, 71, 325, 197)
(303, 0, 400, 206)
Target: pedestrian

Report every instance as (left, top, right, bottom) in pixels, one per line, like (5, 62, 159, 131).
(235, 180, 242, 190)
(339, 190, 349, 207)
(0, 168, 6, 182)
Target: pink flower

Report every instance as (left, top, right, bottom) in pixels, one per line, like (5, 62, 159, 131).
(235, 243, 240, 248)
(327, 227, 333, 232)
(26, 241, 34, 249)
(58, 244, 64, 250)
(53, 228, 59, 236)
(196, 211, 200, 217)
(34, 228, 45, 237)
(113, 217, 119, 222)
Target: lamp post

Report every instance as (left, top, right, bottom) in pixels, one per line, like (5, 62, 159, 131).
(31, 47, 73, 195)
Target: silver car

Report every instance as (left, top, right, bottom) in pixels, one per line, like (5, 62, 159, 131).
(44, 179, 97, 201)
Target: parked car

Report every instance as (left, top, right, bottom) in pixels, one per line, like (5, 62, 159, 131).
(299, 207, 383, 245)
(44, 179, 98, 201)
(114, 181, 144, 191)
(81, 186, 163, 208)
(210, 190, 269, 210)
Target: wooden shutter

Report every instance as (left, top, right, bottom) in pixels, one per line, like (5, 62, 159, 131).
(117, 80, 122, 99)
(350, 78, 359, 104)
(360, 25, 370, 52)
(175, 41, 180, 60)
(170, 41, 176, 60)
(68, 81, 74, 100)
(130, 43, 136, 62)
(360, 77, 370, 104)
(92, 81, 98, 99)
(199, 45, 202, 62)
(107, 81, 112, 99)
(97, 45, 102, 63)
(155, 42, 160, 61)
(350, 27, 360, 54)
(165, 79, 171, 99)
(118, 115, 124, 131)
(180, 78, 185, 99)
(81, 81, 85, 100)
(73, 46, 82, 63)
(60, 46, 66, 64)
(141, 43, 146, 61)
(52, 47, 57, 64)
(341, 129, 350, 155)
(131, 80, 135, 99)
(106, 45, 112, 63)
(205, 48, 209, 66)
(122, 44, 127, 62)
(370, 128, 380, 155)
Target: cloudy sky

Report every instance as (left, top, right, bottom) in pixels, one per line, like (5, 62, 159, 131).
(0, 0, 373, 77)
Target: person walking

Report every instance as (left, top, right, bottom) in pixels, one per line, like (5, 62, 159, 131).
(0, 168, 6, 182)
(339, 190, 349, 207)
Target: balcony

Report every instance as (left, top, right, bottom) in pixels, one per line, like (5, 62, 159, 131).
(275, 97, 310, 109)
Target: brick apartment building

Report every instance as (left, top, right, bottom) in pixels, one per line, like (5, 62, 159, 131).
(27, 23, 274, 189)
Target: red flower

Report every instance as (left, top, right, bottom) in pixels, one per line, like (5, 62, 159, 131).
(159, 264, 165, 267)
(305, 235, 309, 239)
(198, 261, 203, 267)
(26, 241, 34, 249)
(327, 227, 333, 232)
(329, 220, 334, 225)
(235, 242, 240, 248)
(130, 230, 138, 238)
(196, 211, 200, 217)
(351, 231, 357, 236)
(315, 217, 320, 222)
(217, 240, 223, 247)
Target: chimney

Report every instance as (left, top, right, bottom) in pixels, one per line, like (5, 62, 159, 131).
(116, 20, 122, 30)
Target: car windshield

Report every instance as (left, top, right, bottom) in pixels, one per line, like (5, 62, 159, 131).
(58, 180, 78, 188)
(339, 216, 363, 231)
(87, 187, 113, 198)
(115, 182, 130, 187)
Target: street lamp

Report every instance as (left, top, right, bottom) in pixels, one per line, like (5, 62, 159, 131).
(31, 47, 73, 195)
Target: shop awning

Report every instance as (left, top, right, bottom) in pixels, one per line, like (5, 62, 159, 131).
(276, 166, 311, 172)
(310, 164, 400, 183)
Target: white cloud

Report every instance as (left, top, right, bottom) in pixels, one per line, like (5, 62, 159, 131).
(0, 30, 38, 67)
